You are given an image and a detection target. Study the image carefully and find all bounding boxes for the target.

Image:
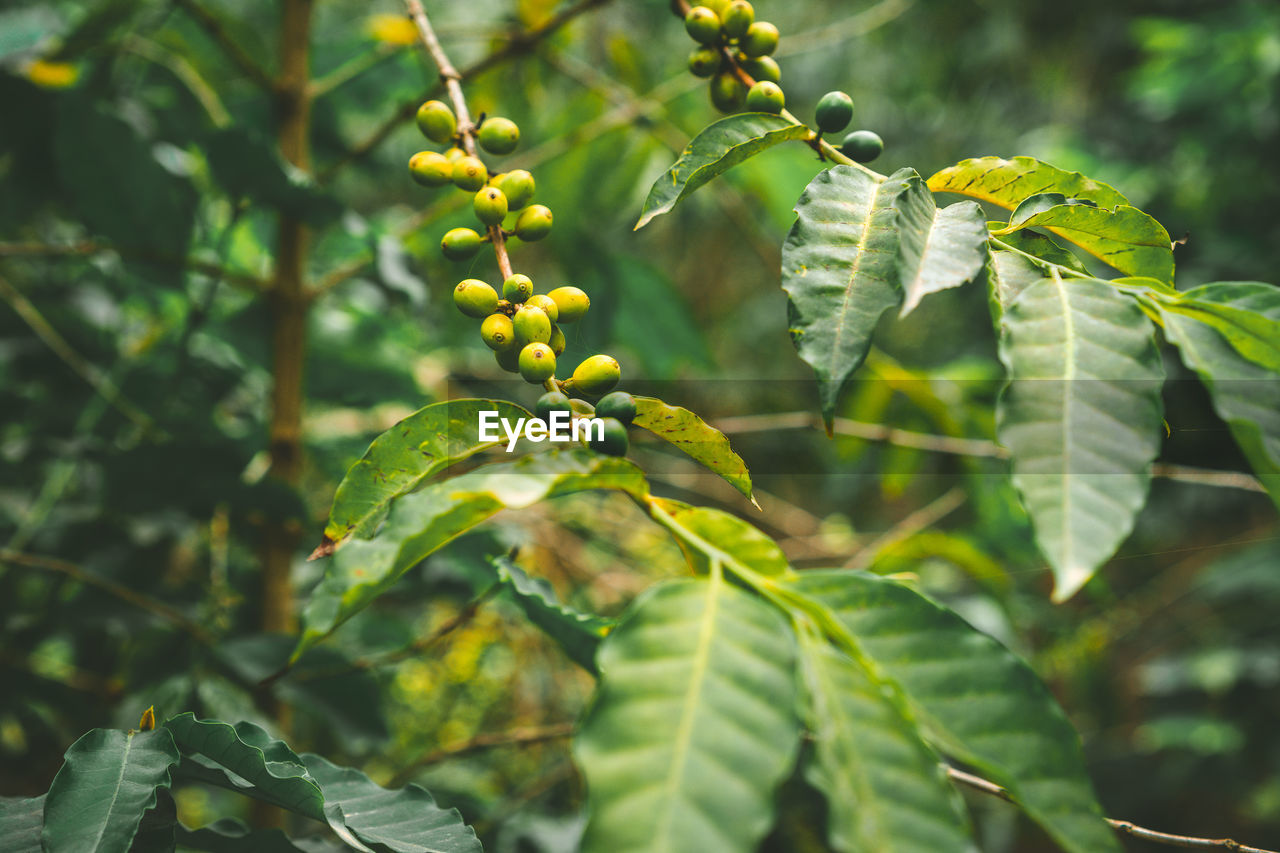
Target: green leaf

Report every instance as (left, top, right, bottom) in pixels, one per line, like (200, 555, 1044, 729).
(174, 819, 324, 853)
(41, 728, 180, 853)
(786, 571, 1121, 853)
(651, 497, 791, 578)
(298, 449, 648, 659)
(0, 795, 44, 853)
(996, 272, 1164, 600)
(993, 229, 1090, 274)
(491, 555, 614, 674)
(781, 166, 916, 427)
(928, 156, 1129, 212)
(796, 634, 975, 853)
(632, 397, 754, 504)
(1158, 282, 1280, 374)
(301, 753, 482, 853)
(574, 576, 801, 853)
(894, 176, 989, 317)
(635, 113, 812, 229)
(994, 201, 1175, 284)
(204, 127, 344, 226)
(318, 399, 533, 554)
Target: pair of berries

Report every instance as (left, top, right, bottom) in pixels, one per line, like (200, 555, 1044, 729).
(536, 390, 636, 457)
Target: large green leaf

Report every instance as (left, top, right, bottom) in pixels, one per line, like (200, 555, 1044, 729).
(298, 449, 648, 659)
(0, 795, 44, 853)
(894, 177, 989, 317)
(632, 396, 754, 504)
(787, 571, 1121, 853)
(996, 272, 1164, 600)
(781, 166, 915, 427)
(491, 555, 614, 674)
(318, 398, 533, 554)
(574, 576, 801, 853)
(301, 754, 482, 853)
(635, 113, 812, 229)
(994, 200, 1174, 284)
(204, 126, 343, 226)
(1160, 297, 1280, 512)
(41, 728, 180, 853)
(650, 497, 791, 578)
(1158, 282, 1280, 374)
(928, 156, 1129, 211)
(796, 634, 975, 853)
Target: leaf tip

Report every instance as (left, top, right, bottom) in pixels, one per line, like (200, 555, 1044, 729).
(138, 706, 155, 731)
(308, 535, 338, 561)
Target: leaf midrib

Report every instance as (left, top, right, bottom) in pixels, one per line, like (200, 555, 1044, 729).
(828, 176, 890, 383)
(88, 731, 135, 852)
(1052, 269, 1078, 575)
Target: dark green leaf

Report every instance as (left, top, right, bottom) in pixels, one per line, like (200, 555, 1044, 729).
(632, 397, 754, 503)
(204, 127, 343, 226)
(0, 794, 44, 853)
(928, 156, 1129, 211)
(895, 176, 989, 317)
(1158, 282, 1280, 374)
(491, 555, 614, 674)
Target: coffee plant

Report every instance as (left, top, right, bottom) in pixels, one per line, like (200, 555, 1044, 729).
(3, 0, 1278, 851)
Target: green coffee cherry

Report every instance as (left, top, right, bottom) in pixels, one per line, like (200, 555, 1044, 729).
(409, 151, 453, 187)
(536, 391, 572, 421)
(477, 117, 520, 155)
(514, 205, 553, 241)
(569, 398, 596, 417)
(513, 305, 552, 345)
(570, 354, 621, 396)
(481, 313, 516, 351)
(496, 169, 535, 210)
(452, 156, 488, 191)
(595, 391, 637, 425)
(416, 100, 457, 143)
(444, 146, 467, 162)
(527, 294, 559, 323)
(722, 0, 754, 39)
(703, 0, 730, 15)
(739, 54, 780, 83)
(591, 417, 629, 457)
(503, 273, 534, 303)
(441, 227, 484, 261)
(688, 47, 722, 78)
(519, 343, 556, 383)
(740, 21, 778, 57)
(548, 324, 566, 356)
(745, 80, 784, 114)
(710, 72, 746, 113)
(495, 346, 521, 373)
(841, 129, 884, 163)
(453, 278, 499, 318)
(684, 6, 721, 44)
(547, 286, 590, 323)
(473, 186, 508, 226)
(815, 91, 854, 134)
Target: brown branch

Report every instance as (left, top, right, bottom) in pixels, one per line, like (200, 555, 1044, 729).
(947, 767, 1277, 853)
(844, 486, 966, 570)
(173, 0, 275, 91)
(389, 722, 575, 787)
(0, 241, 267, 291)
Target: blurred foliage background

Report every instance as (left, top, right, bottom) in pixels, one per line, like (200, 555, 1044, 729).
(1, 0, 1278, 849)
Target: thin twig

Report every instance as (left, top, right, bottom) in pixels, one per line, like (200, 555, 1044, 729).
(122, 34, 231, 127)
(844, 486, 966, 570)
(309, 42, 402, 99)
(389, 722, 575, 787)
(172, 0, 274, 91)
(0, 241, 266, 291)
(947, 767, 1277, 853)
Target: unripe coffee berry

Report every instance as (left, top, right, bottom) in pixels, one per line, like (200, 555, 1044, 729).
(481, 313, 515, 351)
(745, 80, 785, 114)
(740, 21, 778, 57)
(595, 391, 637, 425)
(477, 117, 520, 155)
(496, 169, 535, 210)
(703, 0, 730, 15)
(409, 151, 453, 187)
(570, 354, 621, 396)
(441, 227, 484, 261)
(526, 294, 559, 323)
(519, 343, 556, 383)
(815, 91, 854, 134)
(416, 100, 456, 143)
(548, 324, 566, 356)
(684, 6, 721, 44)
(739, 55, 780, 83)
(688, 47, 721, 78)
(513, 305, 552, 345)
(503, 273, 534, 303)
(514, 205, 553, 241)
(722, 1, 754, 39)
(473, 186, 508, 226)
(495, 346, 521, 373)
(841, 129, 884, 163)
(452, 156, 488, 191)
(569, 398, 595, 417)
(547, 286, 590, 323)
(453, 279, 498, 318)
(710, 73, 746, 113)
(592, 418, 629, 457)
(536, 391, 572, 421)
(444, 146, 467, 162)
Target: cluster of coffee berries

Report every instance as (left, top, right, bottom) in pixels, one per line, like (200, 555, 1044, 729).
(682, 1, 782, 114)
(814, 90, 884, 164)
(535, 389, 636, 457)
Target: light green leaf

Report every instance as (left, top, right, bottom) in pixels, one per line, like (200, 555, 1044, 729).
(781, 166, 916, 428)
(787, 571, 1122, 853)
(996, 272, 1164, 600)
(632, 396, 754, 504)
(41, 728, 180, 853)
(0, 795, 44, 853)
(491, 555, 614, 674)
(298, 449, 648, 660)
(174, 818, 324, 853)
(575, 576, 801, 853)
(635, 114, 812, 229)
(318, 399, 532, 554)
(928, 156, 1129, 211)
(797, 633, 976, 853)
(651, 497, 791, 578)
(895, 176, 989, 317)
(994, 202, 1175, 284)
(1158, 282, 1280, 374)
